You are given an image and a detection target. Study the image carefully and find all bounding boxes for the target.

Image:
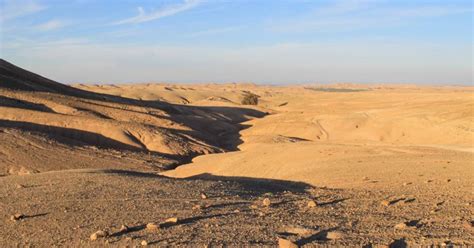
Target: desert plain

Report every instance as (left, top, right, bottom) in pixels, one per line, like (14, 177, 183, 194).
(0, 59, 473, 247)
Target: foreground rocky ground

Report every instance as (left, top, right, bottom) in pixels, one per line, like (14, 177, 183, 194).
(1, 169, 472, 247)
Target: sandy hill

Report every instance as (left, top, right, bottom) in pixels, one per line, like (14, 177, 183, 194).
(0, 59, 265, 175)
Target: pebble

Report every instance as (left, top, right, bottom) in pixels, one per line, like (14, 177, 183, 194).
(160, 217, 179, 228)
(119, 225, 129, 232)
(278, 238, 298, 248)
(141, 240, 148, 246)
(10, 213, 24, 221)
(146, 222, 159, 231)
(164, 217, 179, 224)
(381, 200, 391, 207)
(326, 231, 343, 240)
(262, 198, 271, 207)
(200, 193, 208, 199)
(395, 223, 407, 230)
(307, 200, 318, 208)
(90, 230, 108, 241)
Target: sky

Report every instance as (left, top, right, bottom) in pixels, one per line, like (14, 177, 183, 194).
(0, 0, 473, 85)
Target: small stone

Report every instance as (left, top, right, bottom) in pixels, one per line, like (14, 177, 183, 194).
(326, 231, 343, 240)
(233, 209, 240, 213)
(10, 213, 24, 221)
(141, 240, 148, 246)
(119, 225, 129, 232)
(164, 217, 178, 224)
(192, 204, 202, 210)
(200, 193, 208, 199)
(278, 238, 298, 248)
(381, 200, 390, 206)
(250, 205, 258, 209)
(15, 184, 24, 189)
(160, 217, 179, 228)
(146, 222, 159, 231)
(307, 200, 317, 208)
(395, 223, 407, 229)
(262, 198, 271, 207)
(90, 230, 108, 241)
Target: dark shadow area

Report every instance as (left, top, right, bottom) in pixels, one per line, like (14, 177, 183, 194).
(295, 227, 338, 246)
(388, 198, 406, 206)
(406, 219, 422, 228)
(110, 224, 146, 238)
(389, 238, 408, 248)
(74, 106, 113, 120)
(318, 198, 348, 207)
(91, 169, 164, 178)
(0, 95, 55, 113)
(184, 173, 313, 194)
(0, 120, 143, 152)
(24, 213, 49, 219)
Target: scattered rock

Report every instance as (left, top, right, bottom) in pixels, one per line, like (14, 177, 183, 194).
(394, 223, 408, 230)
(10, 214, 24, 221)
(164, 217, 178, 224)
(141, 240, 148, 246)
(160, 217, 179, 228)
(192, 204, 202, 210)
(262, 198, 271, 207)
(119, 225, 129, 232)
(278, 237, 298, 248)
(381, 200, 391, 207)
(90, 230, 108, 241)
(250, 205, 259, 209)
(326, 231, 343, 240)
(307, 200, 318, 208)
(146, 222, 159, 231)
(15, 184, 24, 189)
(200, 193, 208, 199)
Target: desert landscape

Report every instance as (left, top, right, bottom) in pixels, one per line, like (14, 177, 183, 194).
(0, 59, 472, 247)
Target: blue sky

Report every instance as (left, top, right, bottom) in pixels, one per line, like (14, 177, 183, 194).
(1, 0, 472, 84)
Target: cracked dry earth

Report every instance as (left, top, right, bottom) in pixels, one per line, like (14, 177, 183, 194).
(0, 169, 472, 247)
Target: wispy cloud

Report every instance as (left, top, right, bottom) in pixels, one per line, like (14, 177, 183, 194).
(35, 19, 69, 31)
(113, 0, 201, 25)
(1, 0, 47, 21)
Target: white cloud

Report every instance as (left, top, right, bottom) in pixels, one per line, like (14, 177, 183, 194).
(1, 0, 46, 21)
(35, 19, 68, 31)
(113, 0, 201, 25)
